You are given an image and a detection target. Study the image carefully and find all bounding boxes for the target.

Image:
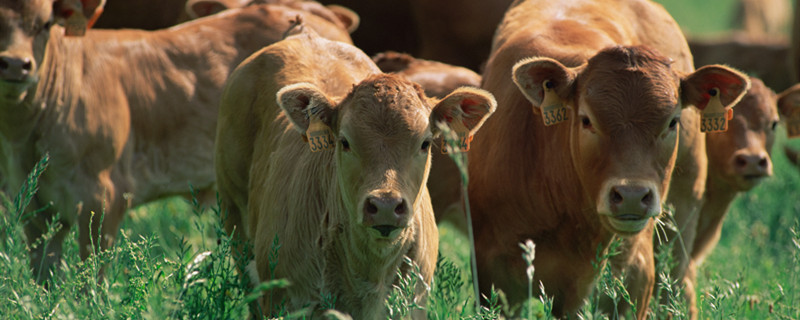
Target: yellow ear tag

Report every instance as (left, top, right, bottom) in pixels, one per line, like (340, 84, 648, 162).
(305, 108, 334, 152)
(786, 105, 800, 138)
(540, 80, 568, 126)
(701, 88, 729, 133)
(65, 11, 89, 36)
(440, 113, 473, 154)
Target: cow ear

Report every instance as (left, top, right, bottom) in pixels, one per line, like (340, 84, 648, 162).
(277, 83, 337, 135)
(431, 87, 497, 137)
(185, 0, 231, 19)
(777, 83, 800, 119)
(681, 65, 750, 111)
(512, 57, 577, 108)
(326, 5, 360, 33)
(53, 0, 106, 36)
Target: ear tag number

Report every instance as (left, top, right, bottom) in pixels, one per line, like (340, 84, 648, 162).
(701, 88, 729, 133)
(65, 11, 89, 36)
(787, 105, 800, 138)
(540, 80, 568, 126)
(305, 108, 334, 152)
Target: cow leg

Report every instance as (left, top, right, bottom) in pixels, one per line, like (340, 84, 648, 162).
(76, 171, 128, 279)
(24, 210, 72, 284)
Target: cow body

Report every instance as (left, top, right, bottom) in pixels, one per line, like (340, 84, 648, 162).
(215, 29, 495, 317)
(469, 0, 748, 317)
(0, 0, 353, 280)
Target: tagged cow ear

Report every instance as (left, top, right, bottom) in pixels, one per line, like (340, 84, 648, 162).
(681, 65, 750, 111)
(777, 83, 800, 120)
(431, 87, 497, 136)
(53, 0, 106, 36)
(512, 57, 577, 108)
(277, 83, 336, 135)
(326, 5, 360, 33)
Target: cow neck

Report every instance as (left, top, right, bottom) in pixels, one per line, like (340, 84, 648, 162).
(698, 168, 739, 232)
(323, 200, 417, 316)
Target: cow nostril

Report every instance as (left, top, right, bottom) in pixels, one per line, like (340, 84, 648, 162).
(734, 155, 747, 168)
(364, 201, 378, 215)
(394, 199, 407, 215)
(610, 188, 623, 205)
(641, 190, 653, 206)
(21, 59, 32, 71)
(758, 157, 768, 168)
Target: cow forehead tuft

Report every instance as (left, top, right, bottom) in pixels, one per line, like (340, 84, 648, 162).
(341, 74, 431, 136)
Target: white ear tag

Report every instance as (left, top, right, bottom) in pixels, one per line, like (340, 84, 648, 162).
(701, 88, 731, 133)
(305, 107, 334, 152)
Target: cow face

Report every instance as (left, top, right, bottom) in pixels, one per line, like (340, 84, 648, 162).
(707, 78, 779, 191)
(513, 46, 749, 235)
(0, 0, 102, 104)
(278, 74, 495, 241)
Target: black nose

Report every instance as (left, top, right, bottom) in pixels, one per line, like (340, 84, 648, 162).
(0, 56, 33, 81)
(364, 196, 407, 216)
(609, 185, 654, 214)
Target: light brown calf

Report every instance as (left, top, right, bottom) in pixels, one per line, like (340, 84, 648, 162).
(215, 29, 495, 318)
(0, 0, 354, 281)
(470, 0, 749, 317)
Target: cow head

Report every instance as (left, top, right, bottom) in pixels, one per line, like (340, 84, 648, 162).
(706, 78, 780, 191)
(278, 74, 495, 240)
(513, 46, 749, 235)
(0, 0, 103, 104)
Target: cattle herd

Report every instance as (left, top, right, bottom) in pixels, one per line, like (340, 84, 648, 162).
(0, 0, 798, 318)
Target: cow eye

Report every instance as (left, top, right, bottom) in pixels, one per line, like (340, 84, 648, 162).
(669, 117, 680, 130)
(421, 140, 431, 152)
(580, 116, 592, 129)
(771, 121, 778, 131)
(340, 138, 350, 151)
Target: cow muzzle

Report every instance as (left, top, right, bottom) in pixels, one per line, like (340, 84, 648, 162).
(362, 193, 410, 238)
(0, 54, 37, 103)
(731, 150, 772, 190)
(598, 179, 660, 234)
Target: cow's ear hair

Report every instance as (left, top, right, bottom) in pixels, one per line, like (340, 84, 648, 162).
(277, 83, 336, 134)
(681, 65, 750, 111)
(326, 5, 360, 33)
(53, 0, 106, 35)
(431, 87, 497, 136)
(185, 0, 229, 19)
(512, 57, 577, 108)
(777, 83, 800, 120)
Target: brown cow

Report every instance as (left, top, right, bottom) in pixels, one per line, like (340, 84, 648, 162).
(469, 0, 749, 317)
(659, 78, 786, 318)
(0, 0, 355, 282)
(214, 28, 495, 317)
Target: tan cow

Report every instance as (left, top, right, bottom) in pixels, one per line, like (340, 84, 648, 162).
(0, 0, 355, 282)
(214, 28, 495, 317)
(469, 0, 749, 317)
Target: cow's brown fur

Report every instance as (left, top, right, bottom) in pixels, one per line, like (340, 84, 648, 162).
(0, 0, 354, 281)
(671, 78, 783, 317)
(215, 30, 495, 318)
(470, 0, 749, 317)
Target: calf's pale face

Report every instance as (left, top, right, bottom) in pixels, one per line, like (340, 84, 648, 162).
(0, 0, 53, 103)
(279, 74, 495, 240)
(513, 46, 749, 235)
(707, 78, 780, 191)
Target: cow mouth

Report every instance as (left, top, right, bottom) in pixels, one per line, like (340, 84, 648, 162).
(371, 225, 399, 238)
(606, 214, 652, 234)
(0, 80, 34, 103)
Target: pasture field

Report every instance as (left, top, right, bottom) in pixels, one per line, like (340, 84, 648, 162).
(2, 1, 800, 319)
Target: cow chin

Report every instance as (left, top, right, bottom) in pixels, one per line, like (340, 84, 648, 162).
(0, 80, 33, 104)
